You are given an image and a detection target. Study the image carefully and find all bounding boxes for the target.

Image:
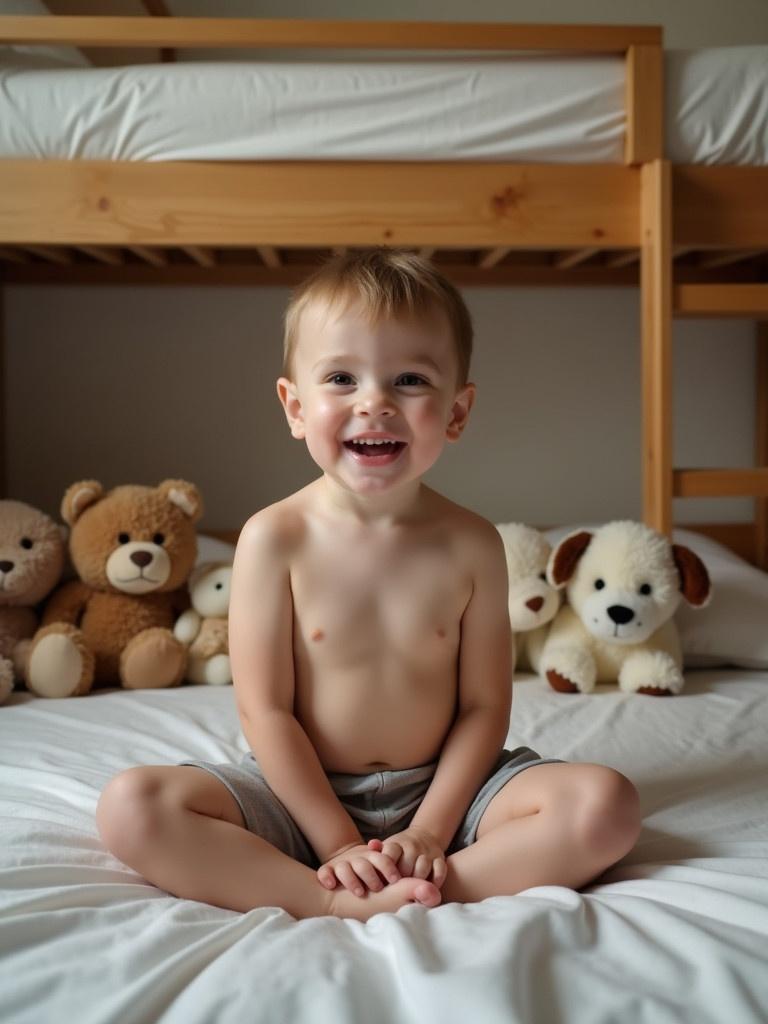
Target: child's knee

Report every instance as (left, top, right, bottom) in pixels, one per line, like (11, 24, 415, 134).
(573, 766, 641, 865)
(96, 766, 174, 863)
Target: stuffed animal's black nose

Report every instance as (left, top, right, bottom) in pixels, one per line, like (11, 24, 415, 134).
(0, 561, 13, 573)
(526, 597, 544, 613)
(130, 550, 153, 568)
(608, 605, 635, 625)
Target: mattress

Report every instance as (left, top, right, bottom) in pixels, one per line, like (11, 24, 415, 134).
(0, 48, 766, 165)
(2, 669, 768, 1024)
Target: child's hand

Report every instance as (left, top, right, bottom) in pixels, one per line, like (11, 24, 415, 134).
(317, 841, 401, 897)
(372, 827, 448, 887)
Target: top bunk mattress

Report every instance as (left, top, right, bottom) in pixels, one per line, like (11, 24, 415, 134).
(0, 47, 766, 165)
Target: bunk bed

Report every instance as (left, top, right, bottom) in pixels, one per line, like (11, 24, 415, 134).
(1, 16, 768, 1024)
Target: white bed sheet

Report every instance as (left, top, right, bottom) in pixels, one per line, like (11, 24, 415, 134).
(1, 670, 768, 1024)
(0, 48, 766, 165)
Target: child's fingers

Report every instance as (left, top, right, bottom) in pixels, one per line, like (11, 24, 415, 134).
(335, 862, 365, 896)
(413, 854, 433, 880)
(431, 857, 448, 888)
(367, 838, 384, 852)
(366, 850, 401, 884)
(351, 857, 384, 893)
(317, 865, 337, 889)
(381, 840, 403, 865)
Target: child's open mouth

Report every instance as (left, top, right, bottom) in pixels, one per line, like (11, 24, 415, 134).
(343, 438, 407, 465)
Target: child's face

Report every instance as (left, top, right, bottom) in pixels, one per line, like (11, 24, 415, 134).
(277, 300, 475, 497)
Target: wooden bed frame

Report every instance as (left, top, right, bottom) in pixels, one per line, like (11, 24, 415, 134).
(1, 17, 767, 563)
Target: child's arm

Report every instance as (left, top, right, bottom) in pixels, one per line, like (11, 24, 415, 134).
(385, 522, 513, 876)
(229, 509, 399, 891)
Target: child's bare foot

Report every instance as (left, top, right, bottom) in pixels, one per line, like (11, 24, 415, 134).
(328, 877, 442, 920)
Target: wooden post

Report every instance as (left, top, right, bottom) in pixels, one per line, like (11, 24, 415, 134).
(641, 160, 673, 535)
(756, 322, 768, 569)
(0, 283, 5, 498)
(625, 44, 663, 165)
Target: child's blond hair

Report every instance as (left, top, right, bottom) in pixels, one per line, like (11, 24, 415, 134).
(282, 249, 473, 386)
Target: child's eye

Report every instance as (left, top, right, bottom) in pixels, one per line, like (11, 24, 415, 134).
(326, 373, 354, 386)
(397, 374, 428, 387)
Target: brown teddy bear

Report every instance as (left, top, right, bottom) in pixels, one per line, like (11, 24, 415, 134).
(26, 479, 202, 698)
(0, 500, 66, 703)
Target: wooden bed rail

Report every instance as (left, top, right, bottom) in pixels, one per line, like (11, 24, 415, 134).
(0, 17, 661, 53)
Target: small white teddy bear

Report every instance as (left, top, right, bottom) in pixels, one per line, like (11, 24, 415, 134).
(496, 523, 561, 674)
(174, 561, 233, 686)
(541, 521, 711, 696)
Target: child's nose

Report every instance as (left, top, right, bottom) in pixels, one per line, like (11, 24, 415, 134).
(354, 388, 396, 417)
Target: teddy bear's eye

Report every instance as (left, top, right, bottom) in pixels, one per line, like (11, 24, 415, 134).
(215, 582, 223, 590)
(20, 537, 33, 550)
(594, 578, 605, 590)
(539, 572, 546, 581)
(118, 533, 130, 544)
(639, 583, 652, 596)
(153, 533, 165, 546)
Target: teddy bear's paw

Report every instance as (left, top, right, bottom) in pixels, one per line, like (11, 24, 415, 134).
(546, 670, 580, 694)
(27, 624, 94, 698)
(188, 653, 232, 686)
(542, 647, 596, 694)
(0, 658, 14, 703)
(618, 650, 683, 696)
(120, 628, 187, 690)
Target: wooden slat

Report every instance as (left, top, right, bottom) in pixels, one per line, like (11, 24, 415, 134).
(674, 468, 768, 498)
(77, 245, 122, 266)
(258, 246, 282, 268)
(0, 247, 28, 264)
(128, 245, 167, 267)
(641, 160, 673, 535)
(698, 248, 765, 270)
(23, 244, 72, 265)
(418, 248, 435, 259)
(0, 17, 661, 52)
(554, 247, 599, 269)
(479, 247, 511, 269)
(674, 167, 768, 248)
(182, 246, 215, 267)
(0, 161, 641, 249)
(625, 44, 663, 165)
(674, 284, 768, 318)
(757, 323, 768, 570)
(606, 250, 639, 268)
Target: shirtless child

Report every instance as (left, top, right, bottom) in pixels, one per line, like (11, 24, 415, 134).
(97, 249, 641, 921)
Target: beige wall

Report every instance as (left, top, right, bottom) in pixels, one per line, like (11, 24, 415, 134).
(5, 285, 756, 531)
(5, 0, 766, 531)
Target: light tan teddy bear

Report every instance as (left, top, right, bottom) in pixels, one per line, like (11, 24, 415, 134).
(0, 500, 66, 703)
(542, 520, 711, 696)
(496, 522, 561, 674)
(26, 480, 202, 698)
(174, 561, 232, 685)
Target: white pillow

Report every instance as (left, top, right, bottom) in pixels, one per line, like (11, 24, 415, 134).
(0, 0, 90, 67)
(196, 533, 236, 566)
(539, 523, 768, 670)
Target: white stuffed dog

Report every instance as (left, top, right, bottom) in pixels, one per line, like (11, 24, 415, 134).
(541, 521, 711, 696)
(496, 523, 561, 674)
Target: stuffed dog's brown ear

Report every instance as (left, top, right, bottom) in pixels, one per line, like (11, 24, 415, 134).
(672, 544, 711, 607)
(547, 531, 593, 589)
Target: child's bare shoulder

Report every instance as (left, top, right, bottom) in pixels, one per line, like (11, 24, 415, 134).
(425, 489, 505, 565)
(236, 491, 310, 562)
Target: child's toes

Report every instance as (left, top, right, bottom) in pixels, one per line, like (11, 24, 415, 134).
(412, 880, 442, 907)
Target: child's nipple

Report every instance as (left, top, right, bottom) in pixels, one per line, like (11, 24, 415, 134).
(311, 628, 325, 642)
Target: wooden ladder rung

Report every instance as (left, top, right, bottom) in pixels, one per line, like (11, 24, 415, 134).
(673, 467, 768, 498)
(673, 284, 768, 318)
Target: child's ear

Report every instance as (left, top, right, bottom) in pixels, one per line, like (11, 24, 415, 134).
(446, 382, 476, 441)
(276, 377, 306, 439)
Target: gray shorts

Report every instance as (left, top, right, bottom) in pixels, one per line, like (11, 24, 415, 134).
(180, 746, 563, 868)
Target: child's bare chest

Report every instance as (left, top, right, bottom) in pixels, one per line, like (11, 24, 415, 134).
(290, 537, 470, 665)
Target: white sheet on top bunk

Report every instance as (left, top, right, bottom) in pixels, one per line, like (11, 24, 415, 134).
(1, 670, 768, 1024)
(0, 48, 766, 165)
